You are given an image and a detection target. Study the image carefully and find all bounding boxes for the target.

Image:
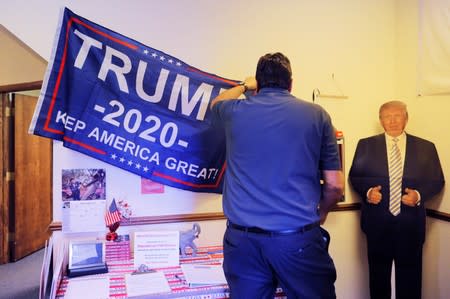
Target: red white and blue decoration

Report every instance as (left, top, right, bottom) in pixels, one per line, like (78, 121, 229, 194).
(29, 7, 238, 193)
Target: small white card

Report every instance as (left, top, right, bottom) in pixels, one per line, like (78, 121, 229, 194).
(133, 231, 179, 269)
(64, 276, 109, 299)
(62, 200, 106, 233)
(125, 271, 171, 297)
(181, 264, 227, 286)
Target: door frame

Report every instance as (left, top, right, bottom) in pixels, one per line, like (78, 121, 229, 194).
(0, 81, 46, 263)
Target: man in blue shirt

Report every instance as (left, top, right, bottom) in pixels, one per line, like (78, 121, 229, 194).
(210, 52, 343, 298)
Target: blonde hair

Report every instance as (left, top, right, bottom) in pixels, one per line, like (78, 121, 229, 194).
(379, 100, 408, 119)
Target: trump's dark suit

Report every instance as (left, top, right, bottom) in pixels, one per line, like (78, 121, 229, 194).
(349, 133, 444, 299)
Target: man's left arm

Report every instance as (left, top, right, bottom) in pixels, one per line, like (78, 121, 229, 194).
(319, 170, 344, 224)
(403, 139, 445, 204)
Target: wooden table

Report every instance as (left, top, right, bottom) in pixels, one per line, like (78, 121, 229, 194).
(56, 235, 285, 298)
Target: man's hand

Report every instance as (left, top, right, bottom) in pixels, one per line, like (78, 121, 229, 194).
(209, 76, 257, 109)
(402, 188, 419, 206)
(367, 185, 382, 204)
(242, 76, 257, 91)
(319, 170, 344, 224)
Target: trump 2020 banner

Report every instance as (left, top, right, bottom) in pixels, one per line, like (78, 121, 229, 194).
(29, 7, 238, 193)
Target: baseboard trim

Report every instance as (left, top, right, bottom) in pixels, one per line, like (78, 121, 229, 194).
(426, 209, 450, 222)
(48, 205, 449, 232)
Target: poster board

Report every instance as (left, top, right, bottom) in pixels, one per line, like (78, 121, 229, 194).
(53, 141, 222, 225)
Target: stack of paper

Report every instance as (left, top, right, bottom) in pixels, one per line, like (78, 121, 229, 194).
(64, 276, 109, 299)
(125, 271, 171, 298)
(180, 264, 227, 286)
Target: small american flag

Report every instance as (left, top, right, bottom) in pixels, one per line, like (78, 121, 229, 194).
(105, 198, 121, 226)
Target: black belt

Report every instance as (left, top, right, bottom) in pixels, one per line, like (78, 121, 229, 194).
(227, 221, 320, 236)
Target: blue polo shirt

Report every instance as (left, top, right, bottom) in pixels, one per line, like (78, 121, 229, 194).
(212, 88, 340, 230)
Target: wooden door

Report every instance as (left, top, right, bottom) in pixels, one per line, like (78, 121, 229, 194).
(11, 93, 52, 261)
(0, 93, 8, 264)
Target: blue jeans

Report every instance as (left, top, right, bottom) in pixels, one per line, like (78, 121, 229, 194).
(223, 225, 336, 299)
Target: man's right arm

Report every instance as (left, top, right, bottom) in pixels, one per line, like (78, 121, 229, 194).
(319, 169, 344, 224)
(209, 77, 257, 109)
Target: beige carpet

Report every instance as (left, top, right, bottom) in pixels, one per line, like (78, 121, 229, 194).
(0, 249, 44, 299)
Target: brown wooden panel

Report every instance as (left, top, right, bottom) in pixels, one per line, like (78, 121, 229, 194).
(12, 93, 52, 261)
(0, 94, 8, 264)
(0, 81, 43, 93)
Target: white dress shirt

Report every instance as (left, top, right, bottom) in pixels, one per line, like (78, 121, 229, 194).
(366, 132, 420, 205)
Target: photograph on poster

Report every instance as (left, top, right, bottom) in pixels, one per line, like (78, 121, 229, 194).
(53, 142, 222, 223)
(141, 178, 165, 194)
(62, 169, 106, 201)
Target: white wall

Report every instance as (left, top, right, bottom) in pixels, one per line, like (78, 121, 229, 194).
(423, 218, 450, 298)
(1, 0, 448, 298)
(394, 0, 449, 213)
(394, 2, 450, 298)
